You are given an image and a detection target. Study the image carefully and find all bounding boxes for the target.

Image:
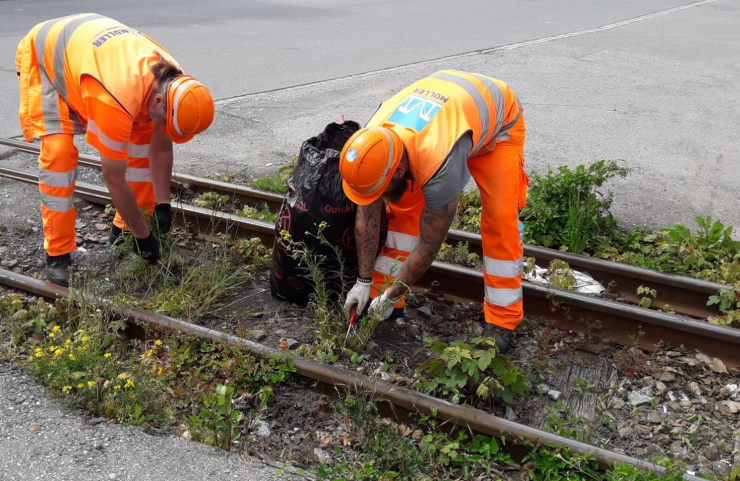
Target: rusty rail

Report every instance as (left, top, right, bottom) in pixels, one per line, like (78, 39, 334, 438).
(0, 268, 705, 481)
(1, 136, 725, 319)
(2, 164, 739, 368)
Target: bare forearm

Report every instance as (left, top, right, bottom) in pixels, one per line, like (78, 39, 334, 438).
(149, 128, 174, 203)
(355, 201, 383, 278)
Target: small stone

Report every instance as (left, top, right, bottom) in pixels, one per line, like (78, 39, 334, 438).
(7, 260, 19, 268)
(83, 234, 100, 243)
(689, 382, 702, 397)
(655, 381, 667, 395)
(95, 223, 108, 231)
(314, 447, 333, 465)
(429, 314, 444, 326)
(394, 318, 406, 328)
(285, 338, 300, 350)
(659, 371, 677, 383)
(274, 329, 287, 337)
(712, 461, 731, 477)
(109, 474, 116, 480)
(536, 384, 551, 395)
(641, 376, 654, 387)
(417, 306, 432, 319)
(0, 247, 7, 254)
(679, 400, 692, 409)
(639, 386, 654, 396)
(75, 220, 87, 229)
(646, 443, 667, 458)
(87, 417, 106, 426)
(180, 430, 192, 441)
(249, 330, 266, 342)
(366, 341, 382, 358)
(637, 424, 652, 435)
(618, 426, 634, 438)
(406, 324, 421, 336)
(470, 324, 484, 337)
(29, 425, 41, 433)
(647, 412, 664, 424)
(703, 444, 720, 461)
(628, 391, 653, 407)
(504, 406, 517, 421)
(612, 399, 625, 410)
(547, 390, 562, 401)
(253, 420, 271, 438)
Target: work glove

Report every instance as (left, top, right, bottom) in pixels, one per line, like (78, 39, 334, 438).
(368, 291, 396, 321)
(154, 203, 173, 234)
(343, 277, 373, 320)
(133, 232, 160, 264)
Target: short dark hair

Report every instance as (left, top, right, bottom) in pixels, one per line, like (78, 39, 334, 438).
(151, 56, 183, 107)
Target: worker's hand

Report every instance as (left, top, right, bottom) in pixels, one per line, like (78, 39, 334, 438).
(154, 203, 172, 234)
(343, 278, 373, 320)
(133, 232, 160, 264)
(368, 291, 396, 321)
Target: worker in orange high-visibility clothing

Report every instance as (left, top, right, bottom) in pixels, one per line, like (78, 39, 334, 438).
(16, 14, 214, 287)
(340, 70, 528, 353)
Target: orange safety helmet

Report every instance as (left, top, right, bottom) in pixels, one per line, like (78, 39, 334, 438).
(340, 126, 404, 205)
(166, 75, 215, 143)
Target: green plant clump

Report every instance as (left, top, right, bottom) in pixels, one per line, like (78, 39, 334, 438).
(248, 156, 297, 194)
(416, 337, 527, 404)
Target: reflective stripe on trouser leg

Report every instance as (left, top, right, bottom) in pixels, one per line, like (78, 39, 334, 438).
(467, 114, 527, 330)
(39, 134, 78, 256)
(113, 129, 155, 230)
(371, 183, 425, 308)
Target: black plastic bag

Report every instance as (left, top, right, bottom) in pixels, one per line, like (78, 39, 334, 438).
(270, 121, 361, 304)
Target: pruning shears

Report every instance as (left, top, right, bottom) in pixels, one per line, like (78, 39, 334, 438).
(344, 305, 361, 346)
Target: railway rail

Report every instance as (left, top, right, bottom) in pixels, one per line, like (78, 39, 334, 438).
(1, 139, 737, 367)
(0, 137, 725, 320)
(0, 268, 707, 481)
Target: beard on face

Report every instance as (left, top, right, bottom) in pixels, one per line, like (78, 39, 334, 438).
(384, 171, 412, 203)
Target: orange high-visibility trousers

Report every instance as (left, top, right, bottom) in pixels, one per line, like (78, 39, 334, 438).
(39, 134, 79, 256)
(371, 115, 528, 330)
(112, 124, 156, 230)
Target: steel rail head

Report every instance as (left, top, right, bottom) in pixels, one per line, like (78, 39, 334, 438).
(0, 268, 705, 481)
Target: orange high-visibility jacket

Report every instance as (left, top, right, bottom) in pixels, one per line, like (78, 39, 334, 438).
(16, 13, 180, 160)
(366, 70, 521, 186)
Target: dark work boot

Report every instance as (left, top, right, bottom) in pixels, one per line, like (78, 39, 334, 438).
(109, 225, 124, 246)
(481, 324, 516, 354)
(45, 253, 73, 287)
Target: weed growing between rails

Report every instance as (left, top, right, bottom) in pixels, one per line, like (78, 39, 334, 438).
(279, 223, 390, 355)
(248, 155, 298, 194)
(110, 210, 270, 321)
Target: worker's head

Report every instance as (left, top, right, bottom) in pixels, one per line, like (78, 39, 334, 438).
(148, 58, 214, 143)
(339, 126, 409, 205)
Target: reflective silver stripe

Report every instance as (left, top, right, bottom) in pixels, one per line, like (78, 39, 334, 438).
(125, 167, 151, 183)
(40, 192, 74, 212)
(171, 79, 198, 136)
(385, 231, 419, 252)
(361, 127, 396, 196)
(53, 14, 103, 103)
(484, 256, 523, 278)
(499, 94, 522, 134)
(373, 255, 405, 277)
(87, 119, 128, 152)
(485, 286, 523, 307)
(34, 21, 63, 133)
(38, 168, 77, 188)
(464, 72, 506, 152)
(127, 143, 150, 158)
(429, 71, 490, 155)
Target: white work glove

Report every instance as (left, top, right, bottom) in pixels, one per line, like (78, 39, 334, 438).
(368, 291, 395, 321)
(344, 278, 373, 320)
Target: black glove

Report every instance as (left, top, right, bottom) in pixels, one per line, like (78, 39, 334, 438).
(133, 232, 160, 264)
(154, 203, 172, 234)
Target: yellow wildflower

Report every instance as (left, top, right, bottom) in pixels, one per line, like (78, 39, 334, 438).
(54, 349, 65, 357)
(68, 354, 77, 361)
(146, 350, 153, 357)
(139, 353, 146, 359)
(118, 373, 127, 380)
(77, 330, 85, 334)
(87, 381, 96, 388)
(319, 221, 327, 228)
(81, 337, 89, 343)
(49, 346, 57, 352)
(48, 333, 55, 338)
(35, 352, 44, 358)
(104, 353, 112, 358)
(27, 356, 34, 362)
(35, 347, 42, 352)
(151, 365, 157, 373)
(158, 367, 163, 376)
(124, 379, 135, 389)
(77, 384, 84, 389)
(114, 385, 121, 391)
(154, 340, 162, 346)
(62, 386, 72, 392)
(52, 325, 61, 332)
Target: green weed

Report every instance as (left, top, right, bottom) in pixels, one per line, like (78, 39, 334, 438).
(236, 202, 276, 223)
(193, 192, 230, 209)
(189, 384, 245, 450)
(13, 225, 33, 235)
(416, 336, 527, 405)
(435, 241, 481, 268)
(248, 156, 297, 194)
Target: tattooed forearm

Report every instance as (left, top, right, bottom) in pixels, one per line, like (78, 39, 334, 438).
(355, 200, 383, 278)
(388, 195, 459, 299)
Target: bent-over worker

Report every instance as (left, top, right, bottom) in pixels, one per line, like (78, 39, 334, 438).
(340, 70, 527, 353)
(15, 13, 214, 286)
